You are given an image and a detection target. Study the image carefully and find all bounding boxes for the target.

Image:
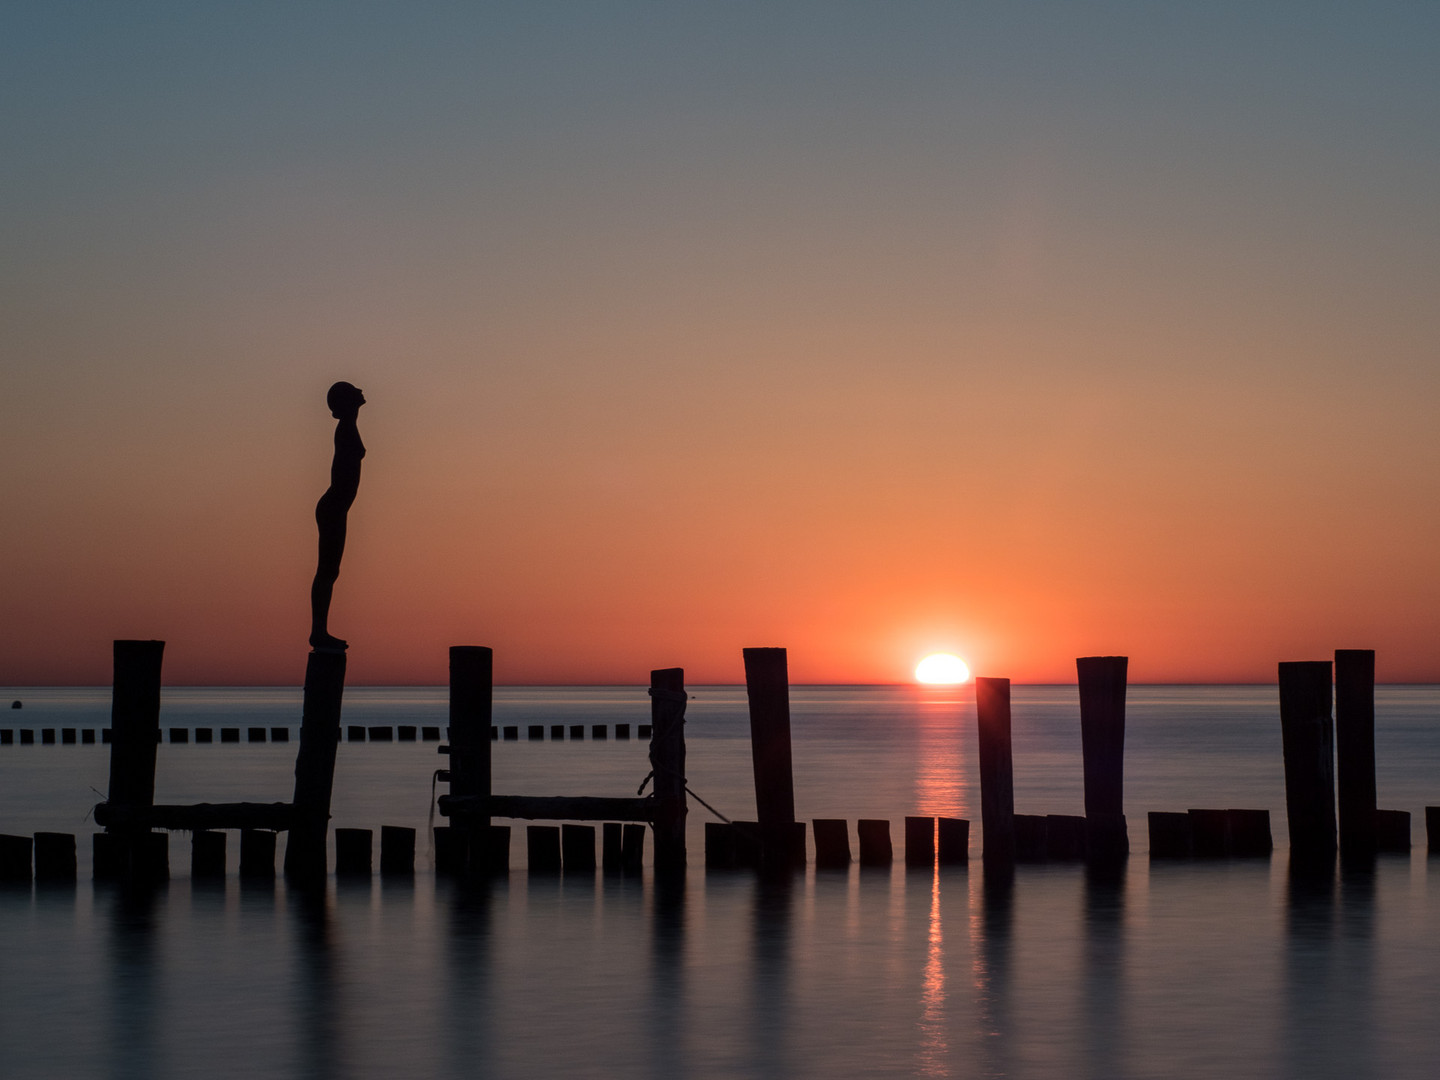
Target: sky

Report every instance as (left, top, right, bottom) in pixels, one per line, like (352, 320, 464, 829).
(3, 2, 1438, 686)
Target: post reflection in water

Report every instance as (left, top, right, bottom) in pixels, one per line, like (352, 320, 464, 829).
(292, 889, 343, 1080)
(1283, 854, 1379, 1077)
(105, 885, 161, 1080)
(972, 864, 1014, 1078)
(914, 868, 949, 1077)
(442, 876, 497, 1079)
(750, 873, 795, 1080)
(1082, 861, 1127, 1079)
(649, 871, 686, 1080)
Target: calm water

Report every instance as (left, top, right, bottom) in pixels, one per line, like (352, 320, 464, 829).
(3, 684, 1440, 1078)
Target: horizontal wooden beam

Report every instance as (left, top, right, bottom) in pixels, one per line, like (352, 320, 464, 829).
(440, 794, 656, 822)
(93, 801, 295, 832)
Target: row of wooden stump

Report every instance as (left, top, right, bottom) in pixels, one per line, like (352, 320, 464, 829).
(3, 808, 1436, 884)
(0, 723, 652, 746)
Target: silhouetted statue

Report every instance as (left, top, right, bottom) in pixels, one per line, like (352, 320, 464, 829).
(310, 381, 366, 651)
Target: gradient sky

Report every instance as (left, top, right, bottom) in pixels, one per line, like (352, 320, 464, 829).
(3, 2, 1438, 685)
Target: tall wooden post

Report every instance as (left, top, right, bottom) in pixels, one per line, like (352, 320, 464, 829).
(1077, 655, 1129, 860)
(1334, 649, 1376, 858)
(285, 649, 346, 883)
(449, 646, 493, 875)
(106, 640, 165, 882)
(743, 648, 796, 871)
(975, 677, 1015, 866)
(1278, 660, 1336, 860)
(650, 667, 687, 872)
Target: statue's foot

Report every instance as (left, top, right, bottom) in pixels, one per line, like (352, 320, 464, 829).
(309, 632, 348, 653)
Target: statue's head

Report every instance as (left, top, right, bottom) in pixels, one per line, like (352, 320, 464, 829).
(327, 381, 366, 418)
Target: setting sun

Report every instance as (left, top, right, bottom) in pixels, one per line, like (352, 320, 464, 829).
(914, 653, 971, 685)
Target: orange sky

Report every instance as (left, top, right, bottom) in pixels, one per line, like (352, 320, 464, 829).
(3, 6, 1438, 685)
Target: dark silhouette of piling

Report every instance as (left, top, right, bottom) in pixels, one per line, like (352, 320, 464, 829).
(1427, 808, 1440, 854)
(62, 727, 76, 744)
(346, 726, 365, 742)
(705, 822, 737, 868)
(249, 727, 267, 743)
(1188, 809, 1230, 856)
(528, 825, 561, 872)
(1148, 812, 1192, 857)
(105, 640, 166, 884)
(240, 829, 276, 878)
(937, 817, 969, 864)
(397, 726, 415, 741)
(0, 834, 32, 882)
(975, 677, 1016, 865)
(1046, 814, 1087, 860)
(528, 725, 543, 741)
(503, 726, 518, 740)
(570, 725, 584, 740)
(191, 831, 226, 878)
(381, 826, 415, 875)
(1077, 655, 1128, 860)
(170, 728, 188, 743)
(222, 727, 241, 742)
(194, 728, 212, 743)
(857, 819, 892, 866)
(34, 832, 76, 882)
(649, 667, 688, 872)
(335, 828, 372, 875)
(743, 648, 796, 872)
(82, 729, 95, 744)
(603, 822, 624, 870)
(562, 824, 596, 872)
(1374, 809, 1410, 852)
(284, 649, 347, 883)
(550, 725, 565, 740)
(905, 816, 935, 867)
(621, 823, 645, 871)
(368, 726, 392, 742)
(1013, 814, 1047, 861)
(1227, 809, 1273, 856)
(812, 819, 851, 868)
(1278, 660, 1337, 860)
(448, 646, 493, 876)
(1334, 649, 1377, 858)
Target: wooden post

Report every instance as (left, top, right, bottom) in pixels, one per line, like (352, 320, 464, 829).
(937, 818, 969, 864)
(240, 829, 276, 879)
(562, 824, 596, 873)
(191, 831, 226, 878)
(1077, 655, 1128, 860)
(1278, 660, 1337, 860)
(650, 667, 688, 872)
(448, 646, 492, 876)
(0, 834, 33, 882)
(621, 823, 646, 871)
(1148, 812, 1192, 858)
(528, 825, 561, 872)
(857, 819, 892, 866)
(1428, 807, 1440, 854)
(334, 828, 372, 875)
(603, 822, 624, 871)
(743, 648, 796, 872)
(812, 819, 850, 868)
(904, 816, 935, 867)
(284, 649, 347, 883)
(34, 833, 76, 882)
(975, 677, 1016, 865)
(380, 826, 415, 875)
(1334, 649, 1376, 858)
(1046, 814, 1087, 860)
(106, 639, 165, 883)
(1227, 809, 1273, 857)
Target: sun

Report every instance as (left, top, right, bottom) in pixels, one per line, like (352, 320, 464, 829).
(914, 653, 971, 685)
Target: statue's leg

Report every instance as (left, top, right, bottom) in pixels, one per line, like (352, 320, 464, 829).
(310, 492, 349, 651)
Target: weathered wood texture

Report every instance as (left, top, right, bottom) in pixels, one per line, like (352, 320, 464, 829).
(1278, 660, 1337, 859)
(650, 667, 688, 872)
(285, 649, 347, 882)
(975, 677, 1016, 865)
(1334, 649, 1377, 856)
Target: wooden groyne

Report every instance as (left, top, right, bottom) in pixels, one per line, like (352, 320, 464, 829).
(9, 640, 1440, 886)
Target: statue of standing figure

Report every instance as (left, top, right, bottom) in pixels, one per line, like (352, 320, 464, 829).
(310, 381, 366, 652)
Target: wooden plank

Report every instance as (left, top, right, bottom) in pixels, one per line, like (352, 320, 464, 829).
(1077, 655, 1129, 860)
(743, 647, 796, 870)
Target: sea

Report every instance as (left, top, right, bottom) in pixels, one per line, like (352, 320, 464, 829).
(3, 683, 1440, 1079)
